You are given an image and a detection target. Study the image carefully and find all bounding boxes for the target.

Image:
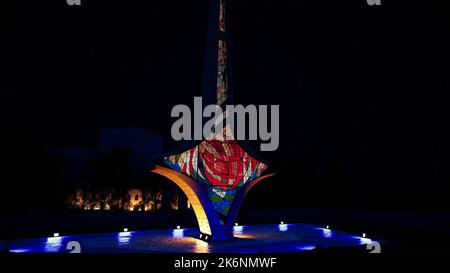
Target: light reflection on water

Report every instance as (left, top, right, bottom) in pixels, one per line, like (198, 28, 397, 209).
(351, 236, 373, 245)
(9, 248, 31, 253)
(172, 229, 184, 239)
(45, 237, 63, 252)
(278, 224, 288, 232)
(317, 228, 333, 238)
(296, 245, 316, 251)
(117, 232, 132, 245)
(233, 225, 244, 234)
(4, 224, 379, 253)
(194, 239, 209, 253)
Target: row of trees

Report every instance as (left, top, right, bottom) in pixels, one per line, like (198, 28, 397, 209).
(0, 137, 184, 214)
(66, 188, 164, 212)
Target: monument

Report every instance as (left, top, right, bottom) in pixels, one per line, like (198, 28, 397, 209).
(151, 0, 275, 241)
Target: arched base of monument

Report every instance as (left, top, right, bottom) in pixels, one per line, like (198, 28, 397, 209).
(150, 165, 275, 241)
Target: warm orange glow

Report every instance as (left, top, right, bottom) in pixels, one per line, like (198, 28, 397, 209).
(128, 189, 142, 207)
(151, 166, 212, 235)
(176, 237, 211, 253)
(233, 233, 257, 239)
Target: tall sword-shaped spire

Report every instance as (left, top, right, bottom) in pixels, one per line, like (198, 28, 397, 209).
(152, 0, 274, 241)
(217, 0, 229, 105)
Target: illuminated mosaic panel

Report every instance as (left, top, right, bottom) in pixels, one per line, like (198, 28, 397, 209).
(217, 0, 228, 106)
(165, 139, 267, 220)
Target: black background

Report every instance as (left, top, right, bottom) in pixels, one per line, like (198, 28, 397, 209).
(2, 0, 449, 212)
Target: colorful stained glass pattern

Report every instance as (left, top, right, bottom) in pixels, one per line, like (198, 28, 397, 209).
(217, 0, 228, 106)
(165, 136, 267, 220)
(166, 124, 267, 220)
(166, 139, 267, 191)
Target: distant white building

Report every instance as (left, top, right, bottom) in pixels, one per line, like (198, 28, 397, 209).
(55, 127, 163, 187)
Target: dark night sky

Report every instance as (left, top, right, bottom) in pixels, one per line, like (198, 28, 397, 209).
(3, 0, 450, 208)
